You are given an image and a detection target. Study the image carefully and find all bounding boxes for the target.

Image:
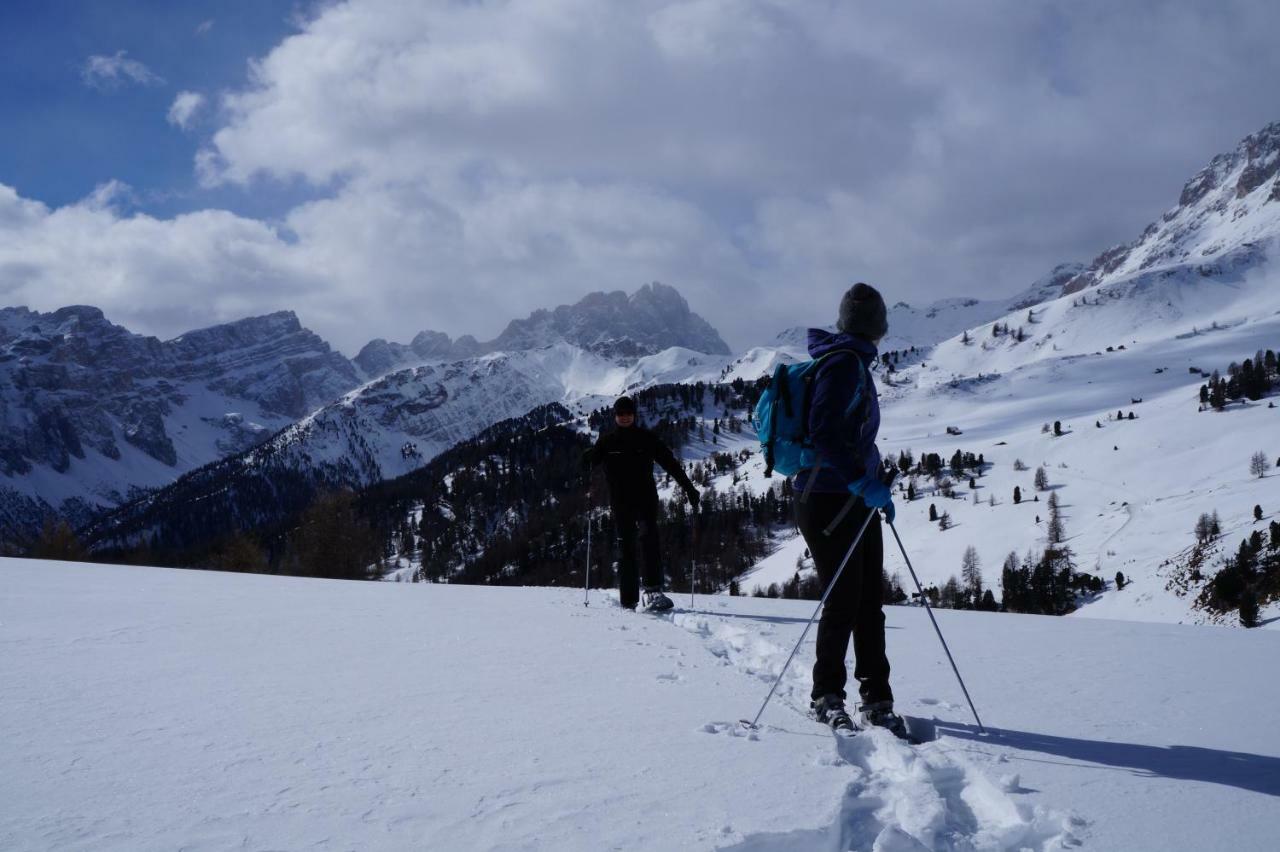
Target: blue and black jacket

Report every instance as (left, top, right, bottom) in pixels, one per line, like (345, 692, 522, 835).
(793, 329, 882, 495)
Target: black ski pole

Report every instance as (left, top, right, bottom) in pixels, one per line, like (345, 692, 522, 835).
(886, 519, 986, 734)
(740, 503, 875, 730)
(689, 498, 699, 609)
(584, 478, 593, 607)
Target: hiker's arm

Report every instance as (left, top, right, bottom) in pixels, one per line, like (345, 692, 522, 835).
(581, 433, 607, 469)
(652, 434, 697, 494)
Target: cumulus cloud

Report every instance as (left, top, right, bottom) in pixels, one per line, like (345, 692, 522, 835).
(167, 91, 207, 130)
(81, 50, 165, 90)
(13, 0, 1280, 352)
(0, 182, 316, 337)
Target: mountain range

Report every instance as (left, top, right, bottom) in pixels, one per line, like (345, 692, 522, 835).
(7, 119, 1280, 632)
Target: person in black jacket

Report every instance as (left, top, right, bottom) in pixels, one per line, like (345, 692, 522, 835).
(583, 396, 699, 611)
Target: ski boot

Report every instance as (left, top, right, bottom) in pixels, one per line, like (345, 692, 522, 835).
(811, 694, 857, 734)
(641, 588, 675, 612)
(858, 699, 910, 740)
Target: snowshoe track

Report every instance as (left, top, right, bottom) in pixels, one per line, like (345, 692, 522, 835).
(670, 611, 1082, 851)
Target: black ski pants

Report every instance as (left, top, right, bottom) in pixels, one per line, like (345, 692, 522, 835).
(795, 492, 893, 705)
(613, 499, 663, 609)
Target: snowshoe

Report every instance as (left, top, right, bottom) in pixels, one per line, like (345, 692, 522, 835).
(641, 590, 675, 612)
(811, 694, 857, 735)
(858, 700, 911, 741)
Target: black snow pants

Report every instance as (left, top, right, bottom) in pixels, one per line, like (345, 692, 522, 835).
(795, 492, 893, 705)
(613, 499, 663, 609)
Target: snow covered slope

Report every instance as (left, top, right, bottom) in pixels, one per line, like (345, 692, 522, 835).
(4, 557, 1278, 851)
(850, 121, 1280, 626)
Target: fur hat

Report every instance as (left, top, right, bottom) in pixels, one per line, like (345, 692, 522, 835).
(837, 282, 888, 341)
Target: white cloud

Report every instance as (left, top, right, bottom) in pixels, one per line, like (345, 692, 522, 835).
(10, 1, 1278, 353)
(167, 91, 207, 130)
(0, 183, 315, 336)
(196, 19, 215, 36)
(81, 51, 165, 90)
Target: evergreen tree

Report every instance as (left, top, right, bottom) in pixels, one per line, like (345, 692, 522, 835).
(1209, 372, 1226, 409)
(1239, 588, 1260, 628)
(1054, 420, 1062, 436)
(1115, 571, 1126, 590)
(938, 512, 952, 531)
(941, 575, 961, 608)
(1256, 505, 1264, 522)
(929, 503, 938, 522)
(1034, 466, 1049, 491)
(1013, 486, 1022, 504)
(1000, 551, 1024, 611)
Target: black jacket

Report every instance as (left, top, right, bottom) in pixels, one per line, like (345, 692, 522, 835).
(586, 425, 696, 510)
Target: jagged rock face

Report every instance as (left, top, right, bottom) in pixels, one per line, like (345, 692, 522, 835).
(354, 330, 457, 377)
(167, 311, 360, 418)
(1062, 120, 1280, 296)
(489, 282, 730, 356)
(0, 306, 361, 538)
(0, 306, 162, 476)
(355, 282, 730, 379)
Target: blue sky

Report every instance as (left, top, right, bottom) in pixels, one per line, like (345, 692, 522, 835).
(0, 1, 299, 216)
(1, 1, 1278, 355)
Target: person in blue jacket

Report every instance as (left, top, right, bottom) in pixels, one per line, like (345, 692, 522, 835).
(794, 282, 907, 737)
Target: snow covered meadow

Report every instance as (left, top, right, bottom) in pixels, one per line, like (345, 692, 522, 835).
(4, 558, 1279, 851)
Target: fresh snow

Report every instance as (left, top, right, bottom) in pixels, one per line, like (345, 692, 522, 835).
(4, 558, 1279, 850)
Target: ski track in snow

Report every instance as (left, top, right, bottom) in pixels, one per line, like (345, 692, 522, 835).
(664, 610, 1082, 851)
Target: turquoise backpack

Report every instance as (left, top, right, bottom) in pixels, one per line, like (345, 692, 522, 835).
(755, 350, 867, 478)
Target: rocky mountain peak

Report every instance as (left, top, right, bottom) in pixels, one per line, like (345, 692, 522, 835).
(1054, 119, 1280, 297)
(0, 306, 361, 539)
(490, 281, 730, 357)
(168, 310, 303, 354)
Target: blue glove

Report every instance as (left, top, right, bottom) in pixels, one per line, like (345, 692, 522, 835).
(849, 476, 895, 523)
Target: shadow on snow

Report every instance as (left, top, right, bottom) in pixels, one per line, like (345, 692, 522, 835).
(936, 721, 1280, 798)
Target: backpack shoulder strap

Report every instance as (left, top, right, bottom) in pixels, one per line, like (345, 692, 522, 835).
(800, 349, 864, 441)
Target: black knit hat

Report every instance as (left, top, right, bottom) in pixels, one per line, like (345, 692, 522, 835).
(837, 282, 888, 341)
(614, 395, 637, 415)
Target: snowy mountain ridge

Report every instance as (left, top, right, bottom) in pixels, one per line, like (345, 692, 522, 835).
(354, 281, 730, 379)
(1, 282, 730, 542)
(0, 305, 360, 538)
(1062, 120, 1280, 296)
